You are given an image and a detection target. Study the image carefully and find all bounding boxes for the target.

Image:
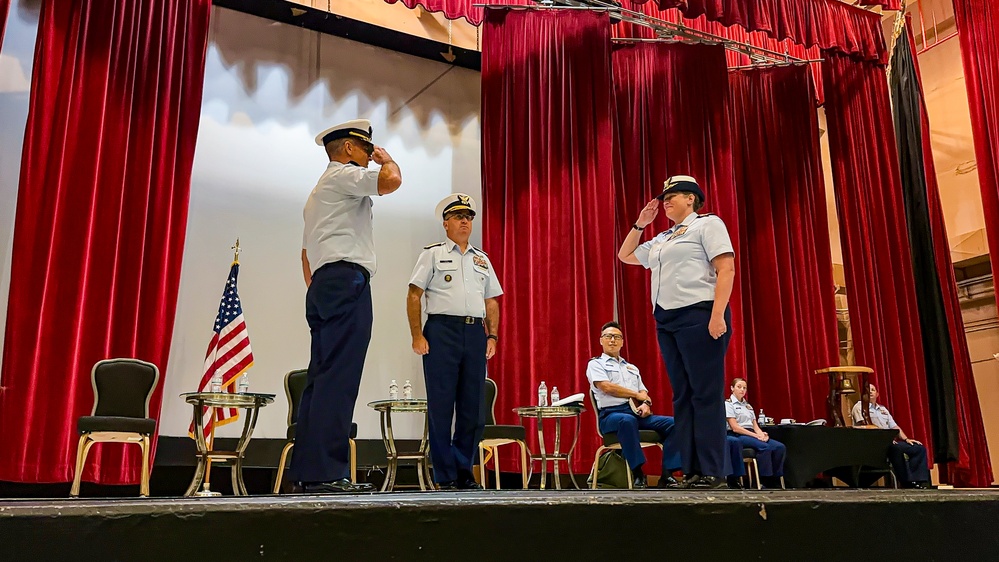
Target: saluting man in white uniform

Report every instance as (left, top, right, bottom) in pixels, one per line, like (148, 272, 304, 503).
(407, 193, 503, 490)
(292, 119, 402, 494)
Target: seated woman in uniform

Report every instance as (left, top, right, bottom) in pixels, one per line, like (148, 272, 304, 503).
(725, 378, 786, 487)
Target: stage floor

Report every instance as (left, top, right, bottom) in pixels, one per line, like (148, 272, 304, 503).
(3, 489, 998, 560)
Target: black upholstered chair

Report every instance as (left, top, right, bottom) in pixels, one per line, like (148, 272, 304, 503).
(70, 358, 160, 497)
(588, 390, 662, 490)
(273, 369, 357, 493)
(477, 377, 529, 489)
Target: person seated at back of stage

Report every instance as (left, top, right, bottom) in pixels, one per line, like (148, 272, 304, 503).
(851, 383, 930, 489)
(586, 321, 681, 489)
(725, 378, 786, 488)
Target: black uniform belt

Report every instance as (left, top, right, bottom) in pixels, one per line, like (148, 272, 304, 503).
(428, 314, 483, 325)
(317, 260, 370, 282)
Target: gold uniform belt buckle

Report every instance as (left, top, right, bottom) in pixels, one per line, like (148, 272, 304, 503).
(464, 316, 475, 324)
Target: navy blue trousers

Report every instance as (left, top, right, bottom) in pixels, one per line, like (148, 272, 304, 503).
(423, 315, 487, 483)
(733, 434, 786, 477)
(889, 441, 930, 483)
(725, 436, 745, 477)
(654, 302, 731, 478)
(598, 404, 680, 472)
(289, 261, 372, 484)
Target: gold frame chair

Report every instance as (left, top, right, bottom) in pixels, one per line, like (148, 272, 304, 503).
(477, 377, 529, 489)
(71, 358, 160, 498)
(273, 369, 357, 493)
(588, 391, 662, 490)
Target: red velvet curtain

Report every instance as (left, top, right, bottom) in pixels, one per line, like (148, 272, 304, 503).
(0, 0, 9, 50)
(729, 66, 839, 423)
(381, 0, 888, 64)
(611, 43, 745, 446)
(0, 0, 211, 484)
(647, 0, 887, 62)
(897, 19, 992, 486)
(822, 53, 932, 451)
(481, 8, 616, 474)
(954, 0, 999, 310)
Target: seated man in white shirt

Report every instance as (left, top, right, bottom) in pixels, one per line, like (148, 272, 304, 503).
(852, 383, 930, 489)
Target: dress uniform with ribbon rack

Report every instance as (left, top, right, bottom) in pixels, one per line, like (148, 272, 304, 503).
(407, 193, 503, 490)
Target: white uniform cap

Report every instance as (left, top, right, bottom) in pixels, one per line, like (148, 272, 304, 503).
(435, 193, 477, 220)
(315, 119, 373, 147)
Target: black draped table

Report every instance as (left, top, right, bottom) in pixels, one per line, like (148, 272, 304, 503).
(765, 425, 898, 488)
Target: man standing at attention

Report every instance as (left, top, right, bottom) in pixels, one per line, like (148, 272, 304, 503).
(292, 119, 402, 493)
(407, 193, 502, 490)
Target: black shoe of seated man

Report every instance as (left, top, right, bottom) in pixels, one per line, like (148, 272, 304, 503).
(727, 476, 744, 490)
(657, 475, 681, 489)
(677, 474, 701, 489)
(301, 479, 373, 493)
(436, 481, 459, 491)
(909, 481, 932, 489)
(632, 467, 648, 489)
(457, 478, 483, 490)
(689, 475, 726, 490)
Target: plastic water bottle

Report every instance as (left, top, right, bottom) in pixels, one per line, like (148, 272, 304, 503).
(551, 386, 560, 405)
(538, 381, 548, 407)
(236, 373, 249, 394)
(403, 380, 413, 400)
(758, 408, 766, 427)
(210, 372, 223, 393)
(389, 380, 399, 400)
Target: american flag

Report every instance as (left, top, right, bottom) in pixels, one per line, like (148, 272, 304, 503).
(190, 262, 254, 439)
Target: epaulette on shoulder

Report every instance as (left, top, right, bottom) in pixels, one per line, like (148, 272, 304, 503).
(697, 213, 716, 218)
(424, 242, 445, 250)
(471, 245, 488, 256)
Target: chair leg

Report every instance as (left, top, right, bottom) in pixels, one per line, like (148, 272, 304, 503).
(779, 476, 785, 490)
(590, 447, 605, 490)
(625, 462, 634, 490)
(742, 460, 752, 489)
(889, 471, 899, 489)
(349, 438, 357, 484)
(518, 441, 528, 490)
(752, 459, 762, 490)
(478, 445, 487, 489)
(70, 434, 90, 497)
(139, 435, 151, 497)
(493, 447, 502, 490)
(273, 442, 294, 494)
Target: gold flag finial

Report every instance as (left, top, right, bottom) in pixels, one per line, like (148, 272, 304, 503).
(231, 238, 241, 264)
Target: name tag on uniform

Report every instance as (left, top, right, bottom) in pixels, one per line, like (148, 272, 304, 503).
(436, 258, 458, 271)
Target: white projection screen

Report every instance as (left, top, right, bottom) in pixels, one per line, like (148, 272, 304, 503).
(157, 7, 483, 440)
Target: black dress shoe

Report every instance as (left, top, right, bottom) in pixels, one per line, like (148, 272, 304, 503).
(677, 474, 701, 489)
(436, 481, 459, 491)
(689, 475, 726, 489)
(657, 475, 681, 489)
(632, 474, 648, 489)
(726, 476, 744, 490)
(301, 479, 374, 493)
(457, 478, 483, 491)
(909, 481, 932, 489)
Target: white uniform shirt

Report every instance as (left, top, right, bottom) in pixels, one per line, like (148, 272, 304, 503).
(409, 239, 503, 317)
(302, 161, 381, 276)
(725, 395, 756, 429)
(852, 401, 898, 430)
(586, 353, 647, 410)
(634, 213, 734, 311)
